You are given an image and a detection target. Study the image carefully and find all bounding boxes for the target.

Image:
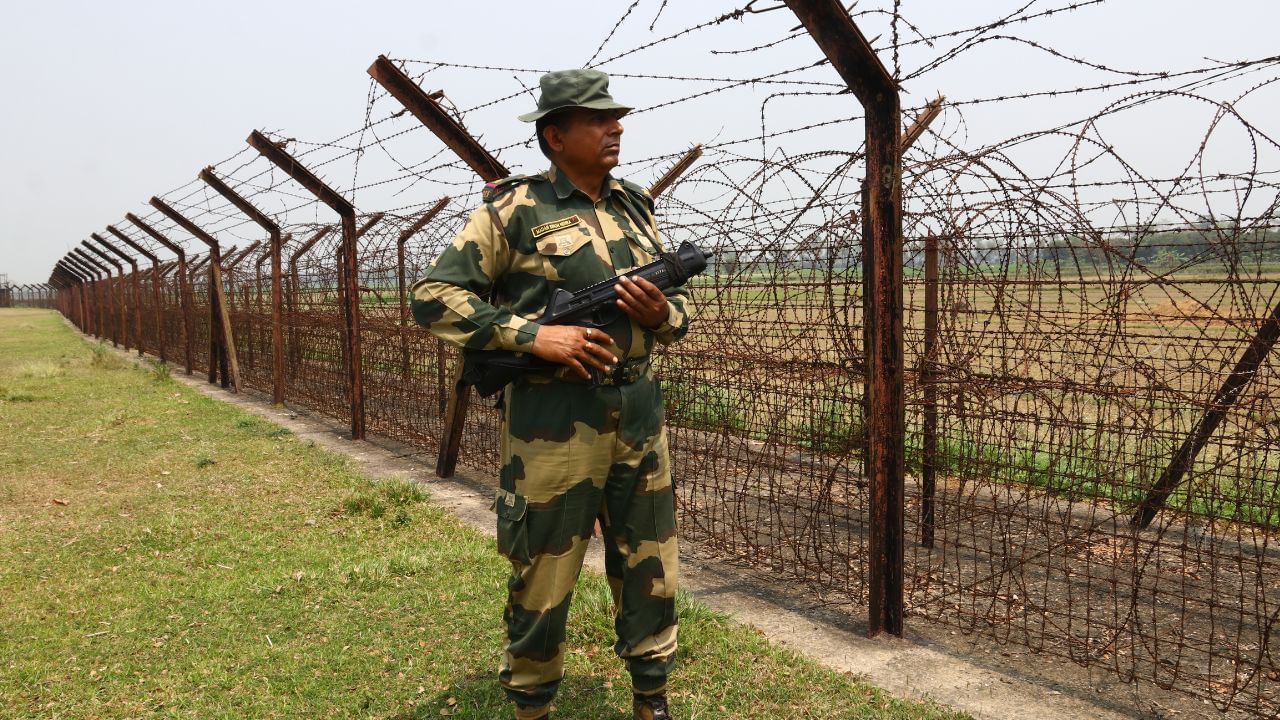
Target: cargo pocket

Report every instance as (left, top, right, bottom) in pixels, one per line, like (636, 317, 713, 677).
(492, 488, 530, 565)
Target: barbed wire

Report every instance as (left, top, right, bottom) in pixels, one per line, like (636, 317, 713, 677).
(48, 3, 1280, 716)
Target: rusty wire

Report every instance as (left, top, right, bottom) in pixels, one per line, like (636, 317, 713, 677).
(46, 2, 1280, 715)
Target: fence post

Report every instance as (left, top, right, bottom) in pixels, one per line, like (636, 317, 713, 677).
(65, 255, 98, 336)
(106, 225, 164, 363)
(396, 198, 451, 380)
(79, 252, 107, 340)
(786, 0, 905, 638)
(71, 248, 113, 345)
(248, 130, 365, 440)
(90, 233, 145, 356)
(199, 167, 287, 404)
(56, 263, 87, 329)
(337, 215, 385, 379)
(126, 213, 194, 374)
(67, 270, 84, 329)
(81, 241, 126, 349)
(368, 55, 510, 476)
(149, 196, 241, 392)
(65, 263, 90, 332)
(82, 242, 125, 348)
(63, 255, 98, 336)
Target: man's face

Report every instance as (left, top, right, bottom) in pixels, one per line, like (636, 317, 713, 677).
(545, 108, 625, 177)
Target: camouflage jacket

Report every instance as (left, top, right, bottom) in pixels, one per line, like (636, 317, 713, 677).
(410, 165, 692, 360)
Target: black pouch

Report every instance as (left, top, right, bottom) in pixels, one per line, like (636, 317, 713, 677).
(492, 488, 530, 564)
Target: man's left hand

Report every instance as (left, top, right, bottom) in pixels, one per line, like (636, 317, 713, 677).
(615, 275, 669, 329)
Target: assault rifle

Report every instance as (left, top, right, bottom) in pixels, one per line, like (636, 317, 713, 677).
(464, 240, 710, 396)
(435, 240, 710, 476)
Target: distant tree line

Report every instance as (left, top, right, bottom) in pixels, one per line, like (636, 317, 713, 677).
(1038, 224, 1280, 270)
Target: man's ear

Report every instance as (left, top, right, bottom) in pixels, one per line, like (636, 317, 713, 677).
(542, 124, 563, 154)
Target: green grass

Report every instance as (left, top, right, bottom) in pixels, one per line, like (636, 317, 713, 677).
(903, 427, 1280, 526)
(662, 378, 749, 435)
(0, 308, 965, 720)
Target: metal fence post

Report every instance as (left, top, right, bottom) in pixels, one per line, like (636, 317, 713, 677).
(90, 233, 144, 355)
(786, 0, 906, 637)
(106, 225, 164, 363)
(150, 197, 241, 392)
(71, 248, 112, 344)
(126, 213, 194, 374)
(248, 130, 365, 440)
(396, 197, 451, 380)
(368, 55, 510, 475)
(82, 241, 126, 349)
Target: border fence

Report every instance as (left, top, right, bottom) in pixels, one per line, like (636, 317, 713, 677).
(39, 1, 1280, 716)
(0, 281, 56, 309)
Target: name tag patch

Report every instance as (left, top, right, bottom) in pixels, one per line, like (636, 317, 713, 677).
(531, 215, 581, 238)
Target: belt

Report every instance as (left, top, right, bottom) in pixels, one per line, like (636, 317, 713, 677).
(553, 356, 651, 386)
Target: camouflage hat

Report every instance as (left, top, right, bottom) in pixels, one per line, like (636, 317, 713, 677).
(517, 69, 632, 123)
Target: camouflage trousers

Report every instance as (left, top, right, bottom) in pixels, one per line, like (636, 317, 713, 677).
(494, 370, 679, 715)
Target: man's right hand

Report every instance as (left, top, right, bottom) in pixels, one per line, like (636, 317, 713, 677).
(529, 326, 618, 380)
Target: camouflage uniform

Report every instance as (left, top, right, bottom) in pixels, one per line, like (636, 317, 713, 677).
(411, 164, 691, 718)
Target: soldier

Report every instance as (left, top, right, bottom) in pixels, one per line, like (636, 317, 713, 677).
(410, 69, 691, 720)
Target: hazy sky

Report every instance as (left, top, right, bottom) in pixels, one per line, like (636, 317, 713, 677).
(2, 1, 1277, 284)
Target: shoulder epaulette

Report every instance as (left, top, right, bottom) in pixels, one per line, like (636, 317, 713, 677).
(481, 174, 535, 203)
(618, 178, 655, 213)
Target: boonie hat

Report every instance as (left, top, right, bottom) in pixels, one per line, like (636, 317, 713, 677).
(517, 69, 632, 122)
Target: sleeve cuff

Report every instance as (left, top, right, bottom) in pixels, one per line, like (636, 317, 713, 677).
(497, 315, 540, 353)
(651, 301, 682, 345)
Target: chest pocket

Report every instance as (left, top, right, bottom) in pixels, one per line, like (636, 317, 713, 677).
(535, 227, 602, 286)
(535, 229, 593, 258)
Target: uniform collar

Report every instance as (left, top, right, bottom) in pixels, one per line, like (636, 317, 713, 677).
(546, 164, 618, 202)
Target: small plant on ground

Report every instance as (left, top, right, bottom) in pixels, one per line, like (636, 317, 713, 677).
(342, 480, 428, 525)
(793, 397, 863, 455)
(17, 361, 65, 379)
(89, 342, 127, 370)
(663, 378, 748, 433)
(148, 360, 172, 382)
